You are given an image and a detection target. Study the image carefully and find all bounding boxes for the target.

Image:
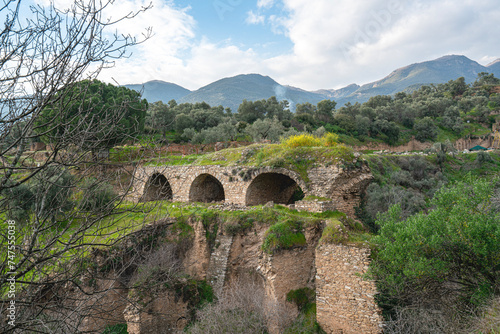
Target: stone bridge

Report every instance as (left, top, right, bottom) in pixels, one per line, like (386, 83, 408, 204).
(129, 164, 372, 216)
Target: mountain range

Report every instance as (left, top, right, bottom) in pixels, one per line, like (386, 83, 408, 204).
(125, 55, 500, 112)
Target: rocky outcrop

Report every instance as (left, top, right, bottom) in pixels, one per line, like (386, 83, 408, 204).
(74, 214, 382, 334)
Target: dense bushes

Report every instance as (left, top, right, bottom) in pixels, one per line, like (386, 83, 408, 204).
(142, 73, 500, 147)
(281, 133, 339, 148)
(79, 178, 117, 212)
(358, 155, 446, 231)
(1, 166, 75, 223)
(1, 166, 120, 224)
(371, 176, 500, 321)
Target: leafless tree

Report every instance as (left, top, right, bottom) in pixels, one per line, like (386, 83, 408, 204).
(188, 279, 297, 334)
(0, 0, 156, 332)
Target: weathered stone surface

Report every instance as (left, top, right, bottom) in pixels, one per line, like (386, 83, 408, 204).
(129, 164, 372, 217)
(257, 226, 319, 303)
(70, 272, 128, 333)
(295, 200, 336, 213)
(206, 234, 233, 297)
(124, 291, 189, 334)
(182, 219, 210, 279)
(72, 218, 383, 334)
(315, 244, 383, 334)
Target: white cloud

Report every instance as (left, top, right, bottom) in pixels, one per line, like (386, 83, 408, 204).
(246, 10, 266, 25)
(98, 0, 198, 87)
(35, 0, 500, 92)
(97, 1, 268, 90)
(257, 0, 275, 8)
(257, 0, 500, 90)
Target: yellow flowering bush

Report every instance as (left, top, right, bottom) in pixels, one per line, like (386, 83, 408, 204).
(281, 133, 339, 148)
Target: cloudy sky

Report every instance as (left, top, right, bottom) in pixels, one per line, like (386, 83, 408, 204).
(37, 0, 500, 91)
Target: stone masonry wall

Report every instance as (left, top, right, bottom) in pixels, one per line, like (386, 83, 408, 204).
(295, 200, 337, 213)
(357, 135, 496, 152)
(129, 165, 308, 205)
(129, 164, 372, 219)
(206, 234, 234, 297)
(316, 244, 383, 334)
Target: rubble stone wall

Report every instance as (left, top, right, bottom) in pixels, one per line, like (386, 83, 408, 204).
(316, 244, 383, 334)
(129, 164, 372, 218)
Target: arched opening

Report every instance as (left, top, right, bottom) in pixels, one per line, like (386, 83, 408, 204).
(189, 174, 225, 203)
(245, 173, 304, 206)
(142, 173, 173, 201)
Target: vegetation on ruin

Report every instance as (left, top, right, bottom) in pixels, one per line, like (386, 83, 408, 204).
(285, 287, 325, 334)
(261, 219, 307, 253)
(144, 133, 356, 182)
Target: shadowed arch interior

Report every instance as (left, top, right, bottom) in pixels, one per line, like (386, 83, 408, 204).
(245, 173, 303, 206)
(189, 174, 225, 203)
(142, 173, 173, 201)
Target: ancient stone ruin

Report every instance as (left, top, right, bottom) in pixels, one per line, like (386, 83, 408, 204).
(130, 164, 373, 218)
(121, 163, 384, 333)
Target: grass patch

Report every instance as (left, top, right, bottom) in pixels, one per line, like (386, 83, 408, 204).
(102, 323, 128, 334)
(183, 137, 356, 182)
(261, 219, 307, 253)
(319, 216, 372, 246)
(144, 154, 202, 166)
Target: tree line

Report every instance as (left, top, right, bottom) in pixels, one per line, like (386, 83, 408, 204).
(5, 73, 496, 153)
(144, 73, 500, 146)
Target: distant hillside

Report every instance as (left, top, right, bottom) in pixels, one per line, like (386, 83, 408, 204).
(487, 59, 500, 77)
(124, 55, 500, 109)
(124, 80, 191, 103)
(315, 84, 360, 100)
(338, 55, 489, 104)
(179, 74, 326, 112)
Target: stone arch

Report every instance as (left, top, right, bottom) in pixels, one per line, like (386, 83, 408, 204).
(189, 174, 225, 203)
(245, 172, 304, 206)
(142, 173, 173, 201)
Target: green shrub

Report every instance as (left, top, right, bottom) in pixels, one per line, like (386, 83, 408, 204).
(321, 132, 340, 147)
(201, 211, 219, 250)
(281, 133, 339, 148)
(224, 217, 254, 235)
(414, 117, 438, 142)
(174, 278, 214, 310)
(171, 218, 194, 241)
(284, 288, 325, 333)
(79, 178, 116, 212)
(102, 323, 127, 334)
(0, 180, 34, 223)
(476, 151, 493, 165)
(372, 175, 500, 315)
(286, 288, 315, 311)
(31, 166, 74, 222)
(282, 133, 323, 148)
(262, 219, 306, 253)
